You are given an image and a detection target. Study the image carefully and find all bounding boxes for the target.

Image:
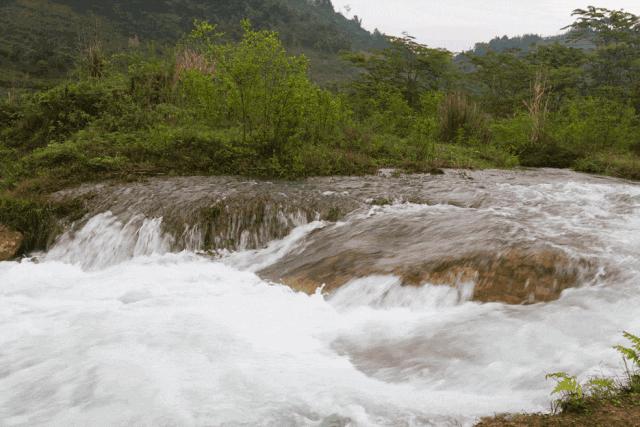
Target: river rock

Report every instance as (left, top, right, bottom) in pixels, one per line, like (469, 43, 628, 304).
(257, 196, 599, 306)
(264, 247, 594, 305)
(0, 225, 23, 261)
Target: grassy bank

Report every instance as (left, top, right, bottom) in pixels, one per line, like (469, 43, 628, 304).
(479, 394, 640, 426)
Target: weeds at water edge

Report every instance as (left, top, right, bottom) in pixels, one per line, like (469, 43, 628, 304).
(546, 331, 640, 415)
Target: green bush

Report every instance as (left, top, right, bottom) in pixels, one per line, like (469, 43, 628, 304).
(616, 331, 640, 392)
(553, 97, 640, 154)
(439, 92, 490, 144)
(1, 80, 123, 151)
(574, 152, 640, 180)
(490, 114, 532, 154)
(0, 197, 49, 252)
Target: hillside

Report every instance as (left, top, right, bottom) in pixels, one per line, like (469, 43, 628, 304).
(464, 32, 594, 57)
(0, 0, 386, 93)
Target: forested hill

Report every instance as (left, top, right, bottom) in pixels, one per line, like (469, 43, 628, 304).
(0, 0, 386, 90)
(55, 0, 384, 51)
(465, 32, 594, 57)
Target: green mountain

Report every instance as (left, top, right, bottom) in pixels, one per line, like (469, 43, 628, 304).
(0, 0, 386, 92)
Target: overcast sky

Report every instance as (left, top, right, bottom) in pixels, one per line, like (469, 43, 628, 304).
(331, 1, 640, 52)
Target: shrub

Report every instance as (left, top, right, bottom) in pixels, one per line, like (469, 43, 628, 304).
(439, 92, 489, 144)
(490, 114, 532, 154)
(518, 141, 580, 168)
(553, 97, 640, 154)
(574, 152, 640, 180)
(1, 79, 125, 151)
(0, 196, 83, 252)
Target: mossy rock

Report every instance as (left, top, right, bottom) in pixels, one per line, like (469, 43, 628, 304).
(0, 224, 23, 261)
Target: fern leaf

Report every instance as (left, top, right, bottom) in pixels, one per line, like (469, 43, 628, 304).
(615, 345, 640, 364)
(622, 331, 640, 353)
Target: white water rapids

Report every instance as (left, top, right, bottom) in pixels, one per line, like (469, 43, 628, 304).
(2, 172, 640, 426)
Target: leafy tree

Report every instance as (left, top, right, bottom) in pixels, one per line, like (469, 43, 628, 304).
(466, 50, 534, 117)
(184, 20, 346, 161)
(526, 44, 587, 104)
(566, 7, 640, 106)
(344, 35, 455, 112)
(552, 96, 640, 154)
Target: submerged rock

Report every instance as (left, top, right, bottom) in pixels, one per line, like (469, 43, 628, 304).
(0, 225, 23, 261)
(262, 246, 595, 305)
(258, 197, 600, 305)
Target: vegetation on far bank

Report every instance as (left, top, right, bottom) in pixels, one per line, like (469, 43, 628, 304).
(2, 6, 640, 253)
(478, 332, 640, 426)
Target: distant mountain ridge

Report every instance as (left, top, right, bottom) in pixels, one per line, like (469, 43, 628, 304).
(54, 0, 385, 52)
(0, 0, 386, 91)
(465, 32, 594, 57)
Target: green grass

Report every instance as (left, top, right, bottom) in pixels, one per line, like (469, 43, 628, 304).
(575, 151, 640, 181)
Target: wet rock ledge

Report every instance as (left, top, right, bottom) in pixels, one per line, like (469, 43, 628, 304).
(50, 170, 610, 305)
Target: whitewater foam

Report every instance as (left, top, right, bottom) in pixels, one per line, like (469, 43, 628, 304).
(3, 170, 640, 426)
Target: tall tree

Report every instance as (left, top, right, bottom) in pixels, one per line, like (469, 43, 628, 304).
(566, 7, 640, 106)
(344, 34, 454, 110)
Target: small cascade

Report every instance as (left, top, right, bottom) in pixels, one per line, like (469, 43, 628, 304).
(46, 212, 173, 269)
(50, 176, 365, 255)
(169, 199, 317, 252)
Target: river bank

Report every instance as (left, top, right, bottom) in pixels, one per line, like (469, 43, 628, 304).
(478, 392, 640, 426)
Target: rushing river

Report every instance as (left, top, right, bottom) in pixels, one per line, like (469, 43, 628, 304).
(1, 169, 640, 426)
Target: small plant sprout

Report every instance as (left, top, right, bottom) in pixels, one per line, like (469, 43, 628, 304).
(546, 372, 584, 413)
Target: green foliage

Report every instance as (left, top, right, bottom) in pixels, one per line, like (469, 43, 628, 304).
(181, 20, 349, 164)
(546, 372, 585, 413)
(344, 34, 454, 117)
(4, 6, 640, 197)
(438, 92, 489, 144)
(468, 34, 545, 56)
(0, 195, 84, 252)
(552, 97, 640, 154)
(0, 0, 386, 94)
(566, 7, 640, 106)
(585, 377, 617, 398)
(0, 80, 125, 151)
(615, 332, 640, 367)
(466, 51, 534, 117)
(489, 114, 532, 154)
(526, 44, 587, 104)
(546, 372, 620, 414)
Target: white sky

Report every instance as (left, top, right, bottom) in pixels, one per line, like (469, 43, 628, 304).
(332, 0, 640, 52)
